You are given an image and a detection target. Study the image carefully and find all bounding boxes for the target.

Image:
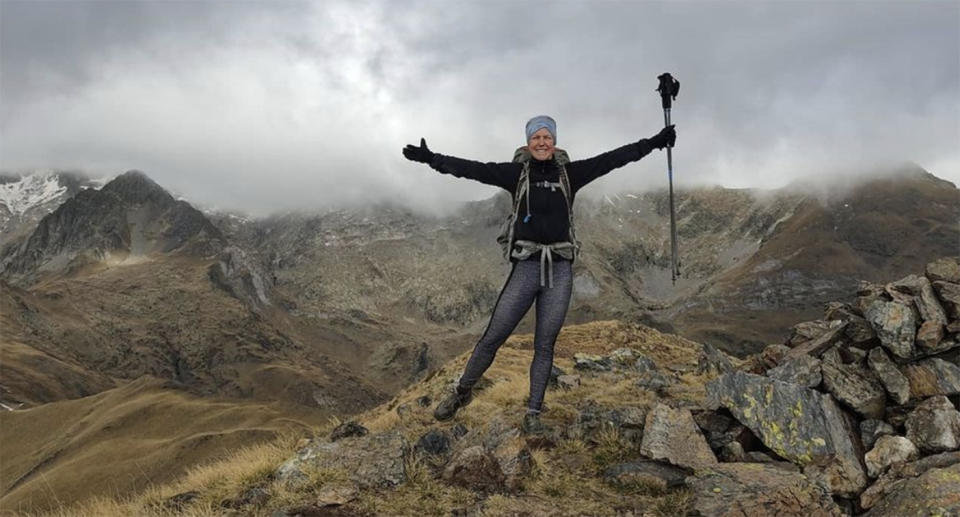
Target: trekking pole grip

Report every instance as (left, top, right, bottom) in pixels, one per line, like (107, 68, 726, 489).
(656, 73, 680, 110)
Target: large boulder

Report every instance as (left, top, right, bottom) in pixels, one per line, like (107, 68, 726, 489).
(932, 280, 960, 320)
(917, 320, 949, 355)
(707, 371, 867, 497)
(926, 257, 960, 283)
(905, 395, 960, 453)
(698, 343, 735, 375)
(804, 390, 871, 498)
(863, 462, 960, 516)
(820, 360, 886, 419)
(889, 274, 951, 355)
(859, 451, 960, 509)
(685, 463, 843, 517)
(787, 320, 835, 347)
(697, 343, 733, 375)
(901, 358, 960, 398)
(825, 302, 878, 346)
(847, 318, 879, 347)
(276, 431, 407, 489)
(749, 344, 792, 373)
(867, 347, 911, 405)
(639, 403, 717, 469)
(785, 322, 848, 360)
(865, 300, 917, 359)
(888, 274, 949, 326)
(864, 435, 919, 478)
(857, 281, 888, 316)
(767, 354, 822, 388)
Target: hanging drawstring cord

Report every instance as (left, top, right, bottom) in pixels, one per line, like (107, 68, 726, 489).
(510, 240, 576, 288)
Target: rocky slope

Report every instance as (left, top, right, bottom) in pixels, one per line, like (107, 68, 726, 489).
(216, 164, 957, 357)
(671, 168, 960, 353)
(3, 166, 955, 358)
(31, 258, 959, 516)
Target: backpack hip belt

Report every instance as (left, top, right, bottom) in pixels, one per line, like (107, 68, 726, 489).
(511, 240, 576, 288)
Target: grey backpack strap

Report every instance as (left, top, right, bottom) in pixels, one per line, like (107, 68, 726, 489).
(499, 161, 529, 260)
(556, 163, 580, 260)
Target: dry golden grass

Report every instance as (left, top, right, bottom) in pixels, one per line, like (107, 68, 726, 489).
(148, 429, 303, 508)
(14, 427, 307, 517)
(261, 462, 353, 511)
(1, 381, 326, 517)
(590, 424, 632, 473)
(353, 455, 477, 517)
(362, 404, 402, 433)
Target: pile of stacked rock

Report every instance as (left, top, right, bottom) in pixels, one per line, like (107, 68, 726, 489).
(706, 257, 960, 514)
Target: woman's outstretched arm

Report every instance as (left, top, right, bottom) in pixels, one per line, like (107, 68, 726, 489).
(568, 125, 676, 192)
(403, 138, 518, 192)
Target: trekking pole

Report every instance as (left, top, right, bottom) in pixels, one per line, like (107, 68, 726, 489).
(656, 72, 681, 285)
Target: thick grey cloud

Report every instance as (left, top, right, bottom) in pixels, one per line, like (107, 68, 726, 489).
(1, 0, 957, 217)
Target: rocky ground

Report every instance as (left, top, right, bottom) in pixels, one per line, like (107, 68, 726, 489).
(27, 257, 960, 517)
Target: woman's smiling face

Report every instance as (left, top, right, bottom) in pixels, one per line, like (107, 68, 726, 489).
(528, 128, 555, 161)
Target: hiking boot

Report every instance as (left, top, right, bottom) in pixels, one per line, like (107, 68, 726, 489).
(521, 412, 547, 435)
(434, 386, 472, 421)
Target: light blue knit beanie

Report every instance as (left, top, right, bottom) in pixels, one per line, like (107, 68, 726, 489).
(525, 115, 557, 143)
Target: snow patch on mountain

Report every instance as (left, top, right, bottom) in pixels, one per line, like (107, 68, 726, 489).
(0, 171, 67, 216)
(84, 175, 113, 190)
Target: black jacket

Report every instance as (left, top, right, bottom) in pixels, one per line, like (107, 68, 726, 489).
(429, 139, 658, 261)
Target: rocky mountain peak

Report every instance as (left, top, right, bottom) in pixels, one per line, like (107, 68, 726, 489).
(100, 169, 175, 206)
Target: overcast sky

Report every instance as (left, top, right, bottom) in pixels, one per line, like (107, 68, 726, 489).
(1, 0, 957, 217)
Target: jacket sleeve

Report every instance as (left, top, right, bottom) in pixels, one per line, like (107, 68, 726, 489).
(429, 153, 519, 192)
(568, 139, 657, 191)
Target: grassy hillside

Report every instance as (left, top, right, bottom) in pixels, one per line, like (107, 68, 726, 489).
(9, 320, 718, 517)
(0, 376, 332, 516)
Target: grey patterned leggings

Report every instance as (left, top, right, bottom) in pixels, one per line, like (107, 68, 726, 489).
(457, 258, 573, 413)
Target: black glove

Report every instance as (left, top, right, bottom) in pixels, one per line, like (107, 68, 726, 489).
(649, 124, 676, 150)
(402, 138, 435, 163)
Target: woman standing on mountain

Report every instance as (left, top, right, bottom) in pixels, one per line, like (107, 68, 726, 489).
(402, 115, 675, 433)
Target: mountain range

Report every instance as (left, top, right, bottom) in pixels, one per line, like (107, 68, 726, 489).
(0, 164, 956, 513)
